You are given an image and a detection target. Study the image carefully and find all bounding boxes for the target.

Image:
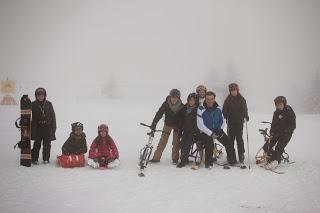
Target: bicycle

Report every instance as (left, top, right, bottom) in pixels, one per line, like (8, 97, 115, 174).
(255, 121, 290, 165)
(138, 123, 168, 177)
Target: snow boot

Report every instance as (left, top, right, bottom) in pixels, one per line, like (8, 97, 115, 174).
(149, 159, 160, 163)
(88, 158, 100, 169)
(177, 161, 186, 168)
(108, 159, 120, 169)
(265, 160, 279, 170)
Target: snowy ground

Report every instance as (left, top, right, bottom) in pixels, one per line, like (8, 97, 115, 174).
(0, 97, 320, 213)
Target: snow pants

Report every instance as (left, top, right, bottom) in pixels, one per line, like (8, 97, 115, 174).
(201, 130, 236, 167)
(32, 126, 51, 162)
(228, 123, 245, 162)
(151, 125, 180, 162)
(179, 133, 195, 163)
(263, 133, 292, 163)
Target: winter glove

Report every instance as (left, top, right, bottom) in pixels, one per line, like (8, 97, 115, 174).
(150, 124, 156, 131)
(245, 115, 249, 122)
(211, 133, 219, 139)
(211, 129, 223, 139)
(269, 132, 274, 138)
(192, 133, 200, 142)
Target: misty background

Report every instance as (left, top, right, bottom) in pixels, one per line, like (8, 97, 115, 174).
(0, 0, 319, 113)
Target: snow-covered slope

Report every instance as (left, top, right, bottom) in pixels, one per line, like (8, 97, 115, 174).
(0, 98, 319, 213)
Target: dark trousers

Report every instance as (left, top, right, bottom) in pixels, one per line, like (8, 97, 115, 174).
(263, 133, 292, 163)
(179, 133, 194, 163)
(32, 126, 51, 162)
(201, 131, 236, 166)
(228, 123, 245, 162)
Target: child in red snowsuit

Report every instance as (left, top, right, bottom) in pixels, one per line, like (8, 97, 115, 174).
(88, 124, 119, 168)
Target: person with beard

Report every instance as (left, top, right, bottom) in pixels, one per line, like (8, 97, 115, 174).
(61, 122, 87, 155)
(149, 89, 184, 164)
(176, 93, 200, 168)
(264, 96, 296, 170)
(31, 88, 56, 164)
(222, 83, 249, 167)
(197, 91, 236, 168)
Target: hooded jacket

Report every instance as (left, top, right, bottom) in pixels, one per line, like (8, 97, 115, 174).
(88, 135, 119, 160)
(151, 96, 184, 129)
(270, 105, 296, 135)
(31, 100, 56, 141)
(222, 93, 248, 125)
(62, 132, 87, 155)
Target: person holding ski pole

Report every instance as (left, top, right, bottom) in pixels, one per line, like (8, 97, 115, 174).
(264, 96, 296, 170)
(197, 91, 236, 168)
(222, 83, 249, 168)
(31, 88, 56, 165)
(149, 89, 184, 164)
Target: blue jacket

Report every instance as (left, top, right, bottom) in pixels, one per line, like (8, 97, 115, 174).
(197, 102, 224, 136)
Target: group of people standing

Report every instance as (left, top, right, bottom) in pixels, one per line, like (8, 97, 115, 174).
(148, 84, 296, 170)
(28, 83, 295, 170)
(148, 84, 249, 168)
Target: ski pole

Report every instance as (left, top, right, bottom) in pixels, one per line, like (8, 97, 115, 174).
(245, 119, 251, 169)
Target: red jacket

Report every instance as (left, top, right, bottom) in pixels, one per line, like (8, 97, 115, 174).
(88, 135, 119, 160)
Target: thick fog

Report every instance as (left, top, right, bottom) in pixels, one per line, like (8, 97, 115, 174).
(1, 0, 319, 113)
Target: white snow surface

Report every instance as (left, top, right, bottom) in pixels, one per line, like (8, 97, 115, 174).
(0, 98, 320, 213)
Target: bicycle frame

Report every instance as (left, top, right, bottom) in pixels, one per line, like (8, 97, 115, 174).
(255, 121, 290, 164)
(139, 131, 155, 170)
(138, 123, 169, 176)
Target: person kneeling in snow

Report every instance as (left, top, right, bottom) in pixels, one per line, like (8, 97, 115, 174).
(264, 96, 296, 170)
(61, 122, 87, 155)
(88, 124, 120, 169)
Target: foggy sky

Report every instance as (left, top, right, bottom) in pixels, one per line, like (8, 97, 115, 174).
(0, 0, 319, 111)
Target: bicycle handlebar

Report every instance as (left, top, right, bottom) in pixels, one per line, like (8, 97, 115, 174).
(261, 121, 272, 125)
(140, 122, 170, 135)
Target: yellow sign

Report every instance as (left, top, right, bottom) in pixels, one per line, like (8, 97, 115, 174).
(1, 79, 15, 94)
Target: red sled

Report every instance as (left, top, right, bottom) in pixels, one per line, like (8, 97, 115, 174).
(56, 154, 85, 168)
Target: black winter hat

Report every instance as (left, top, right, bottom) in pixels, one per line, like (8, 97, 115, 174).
(169, 89, 181, 98)
(274, 96, 287, 105)
(187, 92, 199, 104)
(71, 122, 84, 132)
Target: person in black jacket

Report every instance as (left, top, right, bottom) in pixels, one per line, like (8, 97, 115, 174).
(264, 96, 296, 170)
(222, 83, 249, 164)
(177, 93, 200, 168)
(61, 122, 87, 155)
(31, 88, 56, 164)
(149, 89, 184, 164)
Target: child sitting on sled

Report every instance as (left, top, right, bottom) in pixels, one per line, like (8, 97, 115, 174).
(57, 122, 87, 168)
(88, 124, 120, 169)
(61, 122, 87, 155)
